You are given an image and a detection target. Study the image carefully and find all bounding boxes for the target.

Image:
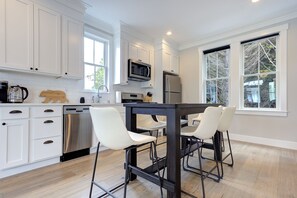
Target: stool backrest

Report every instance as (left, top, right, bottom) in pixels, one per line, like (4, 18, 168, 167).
(193, 106, 223, 140)
(217, 106, 236, 132)
(90, 107, 134, 150)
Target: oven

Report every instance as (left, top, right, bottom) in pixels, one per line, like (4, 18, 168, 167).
(121, 92, 144, 103)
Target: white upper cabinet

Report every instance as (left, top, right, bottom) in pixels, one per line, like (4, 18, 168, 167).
(114, 37, 129, 85)
(61, 16, 83, 79)
(34, 5, 61, 75)
(162, 49, 179, 74)
(0, 0, 84, 78)
(0, 0, 33, 71)
(128, 43, 150, 64)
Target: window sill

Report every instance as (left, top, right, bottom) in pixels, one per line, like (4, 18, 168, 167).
(236, 109, 288, 117)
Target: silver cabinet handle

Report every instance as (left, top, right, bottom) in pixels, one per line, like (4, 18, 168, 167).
(43, 140, 54, 144)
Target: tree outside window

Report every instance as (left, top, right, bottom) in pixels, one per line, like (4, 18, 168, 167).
(204, 48, 230, 106)
(242, 35, 277, 109)
(84, 36, 107, 91)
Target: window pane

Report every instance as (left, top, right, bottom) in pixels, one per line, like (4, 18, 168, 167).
(84, 64, 95, 90)
(260, 74, 276, 108)
(217, 79, 228, 106)
(206, 80, 216, 103)
(259, 37, 276, 73)
(218, 50, 229, 78)
(244, 76, 259, 108)
(94, 67, 105, 90)
(206, 53, 217, 79)
(84, 37, 94, 63)
(95, 41, 104, 65)
(243, 42, 258, 75)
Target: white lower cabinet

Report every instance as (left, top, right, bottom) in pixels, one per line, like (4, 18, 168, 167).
(0, 119, 29, 169)
(30, 106, 62, 163)
(30, 136, 62, 162)
(0, 107, 29, 170)
(0, 105, 62, 173)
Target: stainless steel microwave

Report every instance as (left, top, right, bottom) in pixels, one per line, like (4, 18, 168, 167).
(128, 59, 151, 81)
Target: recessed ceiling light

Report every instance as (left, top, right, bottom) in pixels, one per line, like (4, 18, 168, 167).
(252, 0, 259, 3)
(166, 31, 172, 36)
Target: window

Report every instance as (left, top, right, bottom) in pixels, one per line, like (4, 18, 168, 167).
(203, 46, 230, 106)
(199, 24, 288, 116)
(241, 34, 278, 109)
(84, 31, 109, 91)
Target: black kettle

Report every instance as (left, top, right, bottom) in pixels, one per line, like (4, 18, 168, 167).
(8, 85, 29, 103)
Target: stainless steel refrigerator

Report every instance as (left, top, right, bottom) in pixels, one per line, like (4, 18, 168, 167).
(164, 73, 182, 104)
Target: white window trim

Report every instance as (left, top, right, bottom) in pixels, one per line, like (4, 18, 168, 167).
(198, 24, 288, 117)
(198, 39, 232, 106)
(84, 25, 113, 93)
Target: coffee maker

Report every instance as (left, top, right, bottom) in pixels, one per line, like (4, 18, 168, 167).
(0, 81, 8, 103)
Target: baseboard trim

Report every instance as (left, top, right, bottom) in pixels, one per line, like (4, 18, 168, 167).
(229, 133, 297, 150)
(0, 157, 60, 179)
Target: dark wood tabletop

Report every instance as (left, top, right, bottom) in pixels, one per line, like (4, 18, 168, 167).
(124, 103, 220, 198)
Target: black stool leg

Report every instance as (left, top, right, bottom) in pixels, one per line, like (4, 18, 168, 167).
(124, 149, 131, 198)
(226, 130, 234, 166)
(212, 137, 221, 180)
(196, 139, 205, 198)
(89, 142, 100, 198)
(152, 142, 163, 197)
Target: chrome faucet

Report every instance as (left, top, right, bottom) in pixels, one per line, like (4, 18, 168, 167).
(97, 85, 109, 103)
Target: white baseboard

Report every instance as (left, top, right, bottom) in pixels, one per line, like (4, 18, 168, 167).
(229, 133, 297, 150)
(0, 157, 60, 179)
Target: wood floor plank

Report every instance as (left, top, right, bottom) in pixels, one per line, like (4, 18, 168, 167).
(0, 138, 297, 198)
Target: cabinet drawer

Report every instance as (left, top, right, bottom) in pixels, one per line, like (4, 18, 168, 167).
(0, 107, 29, 120)
(30, 106, 62, 117)
(30, 136, 62, 162)
(31, 117, 62, 139)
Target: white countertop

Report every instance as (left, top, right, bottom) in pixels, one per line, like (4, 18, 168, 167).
(0, 103, 123, 107)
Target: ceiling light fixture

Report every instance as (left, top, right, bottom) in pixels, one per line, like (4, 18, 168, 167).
(252, 0, 259, 3)
(166, 31, 172, 36)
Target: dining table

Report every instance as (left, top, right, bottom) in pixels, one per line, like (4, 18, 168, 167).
(124, 103, 221, 198)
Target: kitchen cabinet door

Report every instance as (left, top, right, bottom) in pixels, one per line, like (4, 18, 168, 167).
(0, 0, 33, 71)
(171, 53, 179, 74)
(0, 119, 29, 169)
(128, 43, 150, 64)
(34, 4, 61, 75)
(62, 16, 83, 79)
(162, 50, 179, 74)
(162, 50, 171, 72)
(114, 38, 129, 85)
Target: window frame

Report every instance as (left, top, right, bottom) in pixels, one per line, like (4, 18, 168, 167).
(240, 34, 279, 111)
(202, 46, 231, 106)
(198, 24, 288, 116)
(83, 26, 112, 93)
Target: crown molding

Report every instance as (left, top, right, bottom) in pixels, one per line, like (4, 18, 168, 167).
(54, 0, 89, 13)
(179, 11, 297, 51)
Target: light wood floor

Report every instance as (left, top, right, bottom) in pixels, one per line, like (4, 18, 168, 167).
(0, 138, 297, 198)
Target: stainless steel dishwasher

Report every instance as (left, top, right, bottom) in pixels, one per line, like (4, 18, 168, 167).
(61, 105, 92, 161)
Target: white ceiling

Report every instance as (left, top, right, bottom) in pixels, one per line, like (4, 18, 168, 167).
(83, 0, 297, 46)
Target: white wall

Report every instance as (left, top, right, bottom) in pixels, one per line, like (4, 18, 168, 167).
(179, 18, 297, 149)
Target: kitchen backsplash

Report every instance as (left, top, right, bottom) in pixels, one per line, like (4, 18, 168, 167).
(0, 71, 150, 104)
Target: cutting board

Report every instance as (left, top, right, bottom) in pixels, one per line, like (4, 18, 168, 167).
(39, 90, 69, 103)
